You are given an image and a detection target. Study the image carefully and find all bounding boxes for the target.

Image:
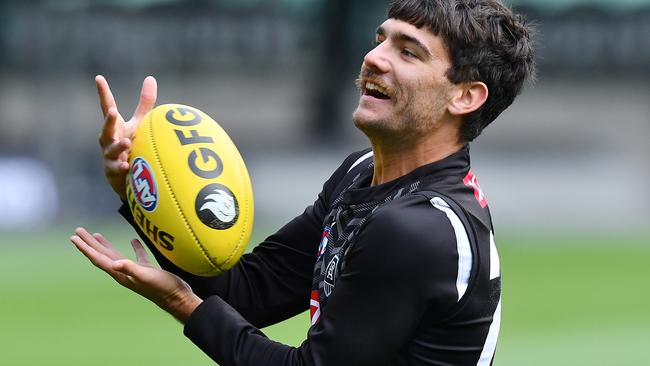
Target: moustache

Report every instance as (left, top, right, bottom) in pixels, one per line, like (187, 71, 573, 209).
(355, 68, 375, 89)
(355, 67, 394, 96)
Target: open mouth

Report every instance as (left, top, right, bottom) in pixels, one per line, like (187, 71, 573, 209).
(364, 81, 391, 100)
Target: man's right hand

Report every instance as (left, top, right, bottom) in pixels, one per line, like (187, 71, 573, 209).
(96, 75, 157, 201)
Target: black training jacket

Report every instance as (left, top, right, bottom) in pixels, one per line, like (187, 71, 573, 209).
(120, 145, 502, 366)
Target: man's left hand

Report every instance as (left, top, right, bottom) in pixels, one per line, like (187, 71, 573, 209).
(70, 227, 202, 323)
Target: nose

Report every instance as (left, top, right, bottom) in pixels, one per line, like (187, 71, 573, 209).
(362, 43, 390, 73)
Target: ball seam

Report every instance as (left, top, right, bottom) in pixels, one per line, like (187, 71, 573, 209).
(219, 142, 248, 269)
(150, 107, 224, 275)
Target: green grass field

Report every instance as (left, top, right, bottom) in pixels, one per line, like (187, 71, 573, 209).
(1, 225, 648, 366)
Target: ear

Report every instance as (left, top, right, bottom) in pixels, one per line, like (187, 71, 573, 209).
(448, 81, 488, 116)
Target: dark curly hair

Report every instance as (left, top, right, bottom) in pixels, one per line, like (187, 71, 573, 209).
(388, 0, 536, 141)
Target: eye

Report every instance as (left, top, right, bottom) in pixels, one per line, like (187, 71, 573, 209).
(401, 48, 418, 58)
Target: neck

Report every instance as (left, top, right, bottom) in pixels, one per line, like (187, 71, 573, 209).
(369, 131, 464, 186)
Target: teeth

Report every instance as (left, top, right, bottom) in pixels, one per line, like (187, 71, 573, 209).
(366, 82, 388, 96)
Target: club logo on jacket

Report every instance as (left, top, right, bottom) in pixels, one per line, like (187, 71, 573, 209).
(463, 171, 488, 208)
(324, 255, 339, 297)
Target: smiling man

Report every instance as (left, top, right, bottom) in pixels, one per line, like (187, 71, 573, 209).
(72, 0, 535, 365)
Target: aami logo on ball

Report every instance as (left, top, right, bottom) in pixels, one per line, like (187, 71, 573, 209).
(130, 157, 158, 212)
(195, 183, 239, 230)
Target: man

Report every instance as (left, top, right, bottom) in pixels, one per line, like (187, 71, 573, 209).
(71, 0, 535, 365)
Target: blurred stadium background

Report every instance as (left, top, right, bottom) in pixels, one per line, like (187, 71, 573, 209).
(0, 0, 648, 365)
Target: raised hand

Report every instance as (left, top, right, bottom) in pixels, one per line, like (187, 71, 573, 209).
(70, 227, 202, 323)
(96, 75, 157, 200)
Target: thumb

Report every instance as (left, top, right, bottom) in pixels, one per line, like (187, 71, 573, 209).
(132, 76, 158, 122)
(131, 239, 152, 266)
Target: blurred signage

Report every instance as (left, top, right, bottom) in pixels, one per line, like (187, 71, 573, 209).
(526, 6, 650, 73)
(1, 2, 648, 74)
(0, 158, 58, 229)
(0, 3, 310, 73)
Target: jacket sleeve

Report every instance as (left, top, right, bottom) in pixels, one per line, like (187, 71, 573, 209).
(119, 150, 367, 328)
(183, 194, 463, 366)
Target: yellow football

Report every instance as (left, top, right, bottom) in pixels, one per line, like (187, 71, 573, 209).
(125, 104, 253, 276)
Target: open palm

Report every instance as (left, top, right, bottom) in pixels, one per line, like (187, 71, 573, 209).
(70, 227, 201, 322)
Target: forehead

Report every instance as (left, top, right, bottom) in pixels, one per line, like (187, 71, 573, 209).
(377, 18, 449, 59)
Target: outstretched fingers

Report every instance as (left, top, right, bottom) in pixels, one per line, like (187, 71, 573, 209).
(71, 229, 135, 286)
(96, 75, 117, 117)
(71, 232, 116, 273)
(92, 232, 127, 259)
(73, 228, 124, 261)
(132, 76, 158, 122)
(72, 228, 200, 321)
(99, 107, 120, 148)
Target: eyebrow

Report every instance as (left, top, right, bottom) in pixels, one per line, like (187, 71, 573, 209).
(376, 26, 432, 59)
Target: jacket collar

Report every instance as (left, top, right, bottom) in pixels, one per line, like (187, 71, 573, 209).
(341, 145, 471, 205)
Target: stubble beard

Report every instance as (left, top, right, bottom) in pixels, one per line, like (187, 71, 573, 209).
(353, 68, 453, 145)
(353, 89, 447, 146)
